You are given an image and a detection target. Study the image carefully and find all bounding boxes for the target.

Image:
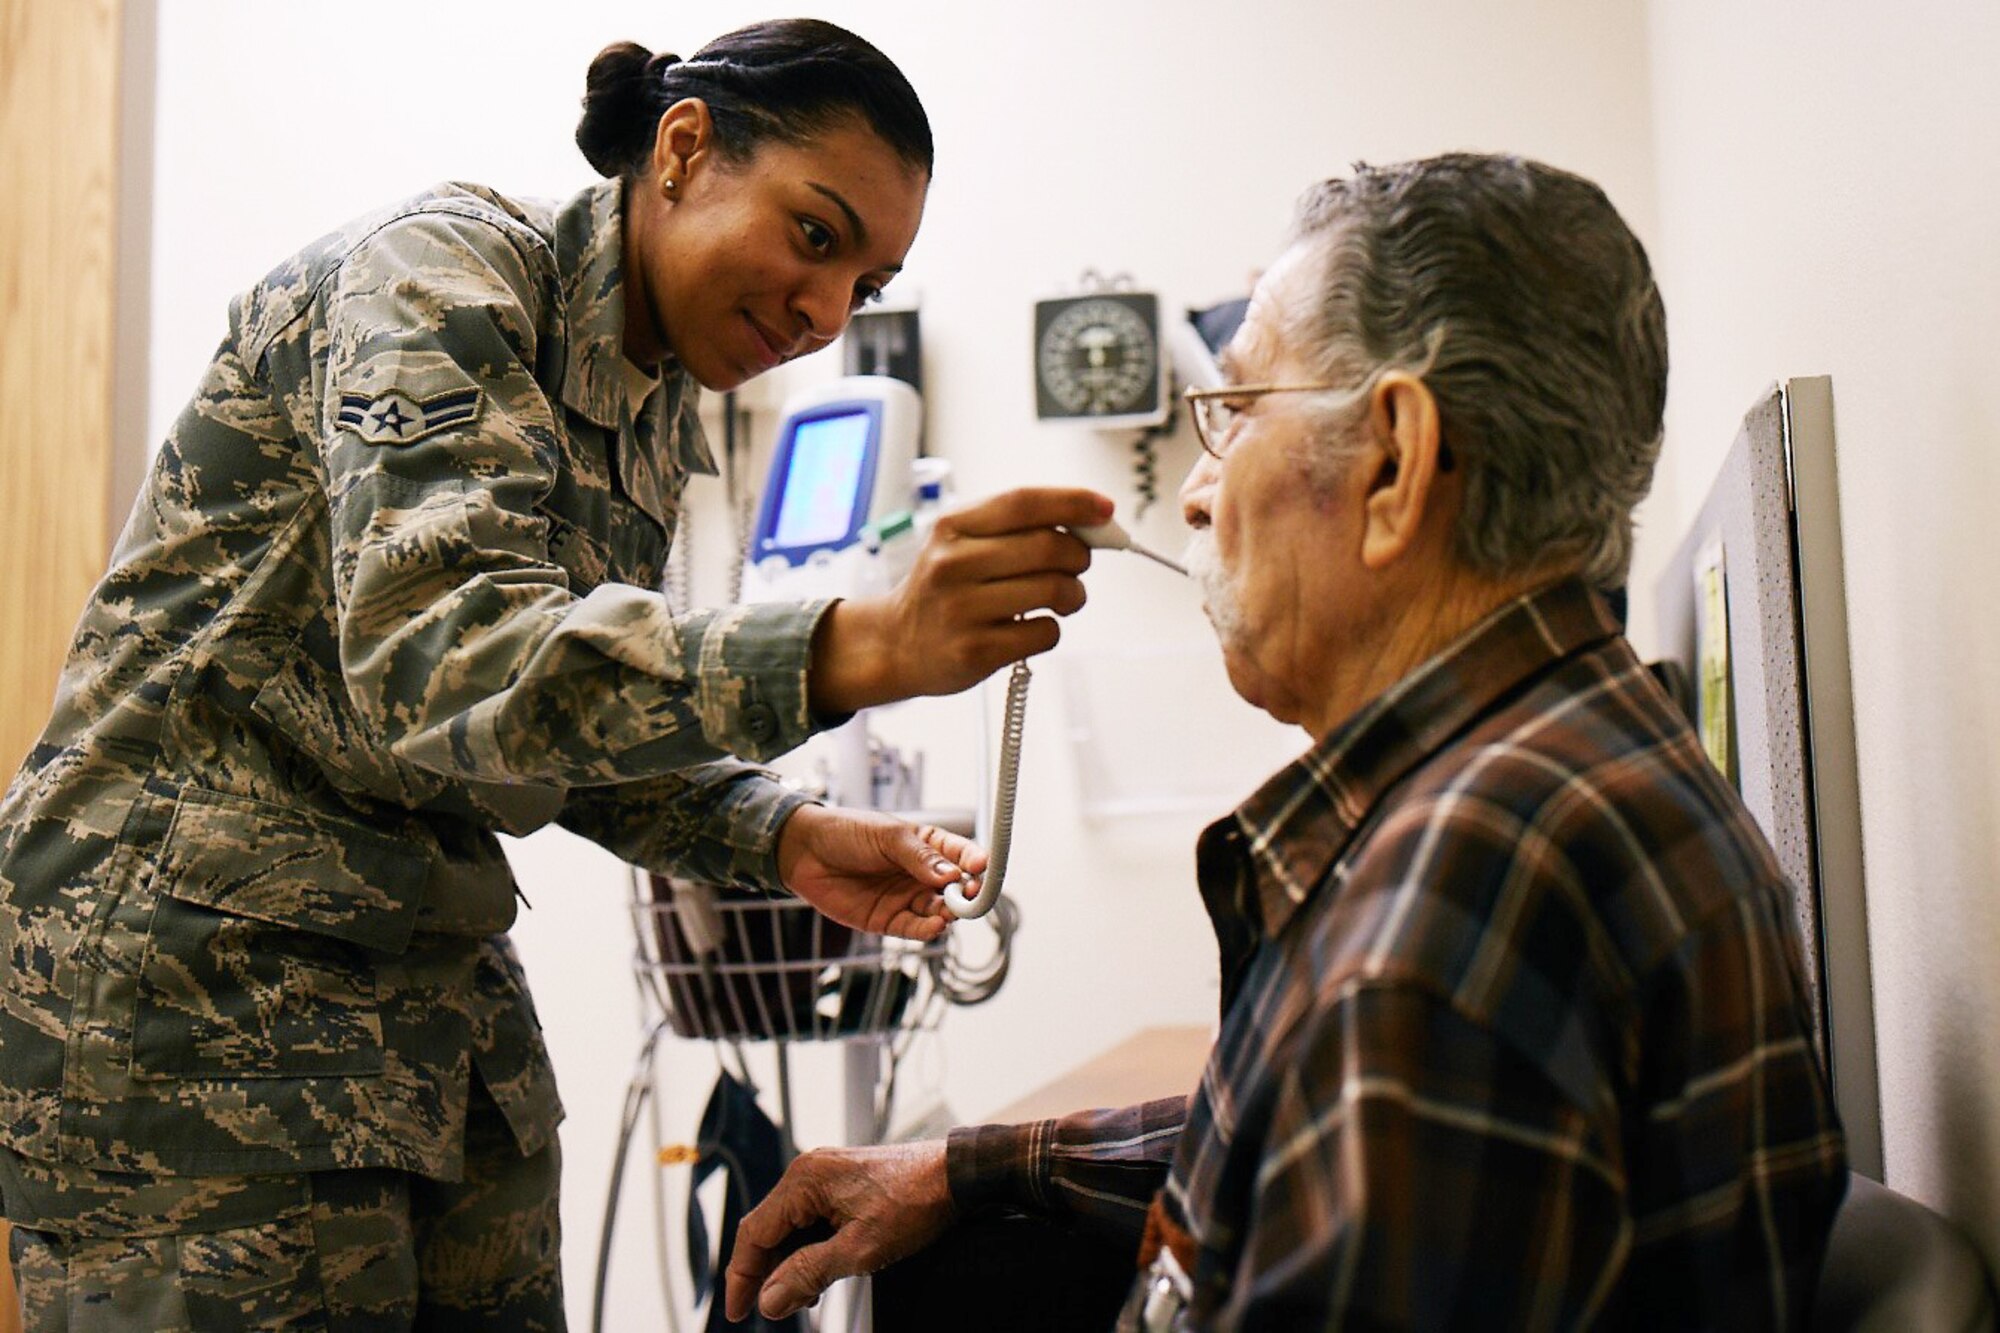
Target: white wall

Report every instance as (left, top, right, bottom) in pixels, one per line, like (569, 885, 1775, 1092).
(148, 2, 1659, 1325)
(1644, 0, 2000, 1266)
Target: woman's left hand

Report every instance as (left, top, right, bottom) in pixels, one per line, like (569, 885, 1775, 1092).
(775, 805, 986, 941)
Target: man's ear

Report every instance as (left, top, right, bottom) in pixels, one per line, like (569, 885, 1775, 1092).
(1359, 372, 1446, 570)
(651, 97, 714, 194)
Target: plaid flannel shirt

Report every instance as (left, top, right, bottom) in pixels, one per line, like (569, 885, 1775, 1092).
(949, 579, 1846, 1330)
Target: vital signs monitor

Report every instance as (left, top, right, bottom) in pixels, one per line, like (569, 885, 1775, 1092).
(749, 376, 922, 568)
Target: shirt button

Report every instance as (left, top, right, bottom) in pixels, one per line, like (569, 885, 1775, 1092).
(742, 703, 778, 744)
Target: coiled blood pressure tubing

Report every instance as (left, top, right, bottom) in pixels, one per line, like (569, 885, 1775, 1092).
(942, 519, 1188, 919)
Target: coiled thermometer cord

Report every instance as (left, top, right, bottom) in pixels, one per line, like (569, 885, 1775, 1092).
(943, 519, 1186, 919)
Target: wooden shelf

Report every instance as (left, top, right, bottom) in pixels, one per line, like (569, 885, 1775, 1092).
(984, 1024, 1211, 1125)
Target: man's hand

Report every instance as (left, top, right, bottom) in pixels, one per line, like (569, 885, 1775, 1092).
(808, 487, 1114, 714)
(724, 1141, 956, 1323)
(776, 805, 987, 942)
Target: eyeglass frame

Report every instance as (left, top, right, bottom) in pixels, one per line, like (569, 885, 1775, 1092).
(1181, 380, 1455, 469)
(1182, 381, 1352, 459)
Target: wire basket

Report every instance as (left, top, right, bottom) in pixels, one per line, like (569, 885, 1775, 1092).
(630, 873, 950, 1043)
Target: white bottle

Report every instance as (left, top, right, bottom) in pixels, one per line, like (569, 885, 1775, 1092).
(910, 457, 953, 541)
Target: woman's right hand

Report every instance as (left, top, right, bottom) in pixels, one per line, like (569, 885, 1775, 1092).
(806, 486, 1114, 713)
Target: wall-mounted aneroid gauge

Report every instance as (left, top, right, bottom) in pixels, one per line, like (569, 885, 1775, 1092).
(1032, 280, 1168, 429)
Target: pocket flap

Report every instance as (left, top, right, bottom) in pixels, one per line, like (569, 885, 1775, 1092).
(159, 788, 427, 955)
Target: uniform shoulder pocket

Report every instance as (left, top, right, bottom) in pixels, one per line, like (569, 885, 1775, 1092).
(131, 787, 427, 1079)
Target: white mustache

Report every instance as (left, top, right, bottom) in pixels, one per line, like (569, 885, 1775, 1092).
(1183, 531, 1244, 643)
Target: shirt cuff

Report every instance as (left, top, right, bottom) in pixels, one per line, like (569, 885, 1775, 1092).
(707, 777, 817, 895)
(945, 1119, 1056, 1215)
(688, 598, 837, 761)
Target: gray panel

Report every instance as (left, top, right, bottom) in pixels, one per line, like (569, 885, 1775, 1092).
(1784, 376, 1882, 1181)
(1657, 385, 1824, 1029)
(1654, 377, 1881, 1178)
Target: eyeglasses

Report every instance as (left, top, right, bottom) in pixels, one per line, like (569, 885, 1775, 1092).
(1182, 382, 1350, 459)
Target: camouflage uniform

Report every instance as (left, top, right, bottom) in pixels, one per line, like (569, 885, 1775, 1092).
(4, 1082, 561, 1330)
(0, 178, 831, 1322)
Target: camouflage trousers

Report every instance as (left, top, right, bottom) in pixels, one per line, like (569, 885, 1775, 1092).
(2, 1083, 562, 1331)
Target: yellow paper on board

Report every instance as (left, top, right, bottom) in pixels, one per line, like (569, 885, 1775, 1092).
(1695, 537, 1734, 783)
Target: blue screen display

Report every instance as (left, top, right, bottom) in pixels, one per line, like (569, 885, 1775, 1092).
(772, 411, 872, 549)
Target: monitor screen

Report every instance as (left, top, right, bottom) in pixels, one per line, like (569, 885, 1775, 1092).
(771, 410, 872, 549)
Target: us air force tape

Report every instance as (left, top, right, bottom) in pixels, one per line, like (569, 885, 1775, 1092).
(337, 387, 481, 446)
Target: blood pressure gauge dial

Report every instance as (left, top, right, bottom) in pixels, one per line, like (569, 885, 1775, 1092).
(1033, 292, 1167, 428)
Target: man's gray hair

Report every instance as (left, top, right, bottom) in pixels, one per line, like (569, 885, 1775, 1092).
(1289, 154, 1668, 589)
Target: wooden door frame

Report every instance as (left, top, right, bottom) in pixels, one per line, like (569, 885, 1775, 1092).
(0, 1, 151, 1324)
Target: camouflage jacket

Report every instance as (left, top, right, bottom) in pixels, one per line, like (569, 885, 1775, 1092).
(0, 179, 831, 1181)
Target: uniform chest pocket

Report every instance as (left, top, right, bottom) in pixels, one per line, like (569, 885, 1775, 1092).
(542, 414, 673, 591)
(541, 510, 613, 591)
(131, 788, 428, 1080)
(539, 504, 670, 594)
(605, 491, 670, 589)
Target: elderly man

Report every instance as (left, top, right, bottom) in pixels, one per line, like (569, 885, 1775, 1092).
(724, 154, 1847, 1331)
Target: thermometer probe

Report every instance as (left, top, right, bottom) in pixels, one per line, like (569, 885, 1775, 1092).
(1069, 520, 1189, 576)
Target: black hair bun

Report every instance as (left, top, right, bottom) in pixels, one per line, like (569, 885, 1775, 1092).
(577, 41, 659, 178)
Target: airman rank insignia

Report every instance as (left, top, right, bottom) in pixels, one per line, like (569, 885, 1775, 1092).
(337, 387, 482, 446)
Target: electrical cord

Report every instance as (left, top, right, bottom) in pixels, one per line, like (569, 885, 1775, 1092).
(664, 505, 693, 614)
(644, 1056, 682, 1333)
(592, 1012, 675, 1333)
(928, 894, 1018, 1007)
(1131, 429, 1162, 518)
(600, 879, 757, 1333)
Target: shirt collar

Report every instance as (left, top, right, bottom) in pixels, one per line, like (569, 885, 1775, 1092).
(552, 179, 717, 519)
(1201, 578, 1625, 941)
(553, 178, 634, 432)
